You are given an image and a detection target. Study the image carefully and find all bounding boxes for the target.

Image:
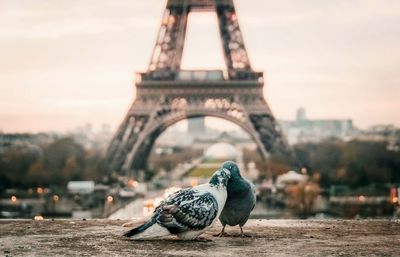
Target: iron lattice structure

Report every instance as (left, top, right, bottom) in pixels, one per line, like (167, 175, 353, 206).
(107, 0, 291, 179)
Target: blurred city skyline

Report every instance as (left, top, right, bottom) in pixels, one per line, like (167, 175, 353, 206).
(1, 0, 399, 133)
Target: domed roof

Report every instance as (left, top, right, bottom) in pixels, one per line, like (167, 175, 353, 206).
(276, 170, 308, 187)
(204, 142, 238, 160)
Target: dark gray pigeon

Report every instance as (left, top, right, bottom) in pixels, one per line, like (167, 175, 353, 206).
(215, 161, 256, 237)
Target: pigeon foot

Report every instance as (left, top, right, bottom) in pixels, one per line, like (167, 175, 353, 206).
(241, 233, 251, 238)
(213, 225, 227, 237)
(213, 232, 229, 237)
(240, 227, 251, 238)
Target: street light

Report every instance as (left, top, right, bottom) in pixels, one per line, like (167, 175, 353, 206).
(390, 187, 398, 204)
(107, 196, 113, 203)
(34, 215, 44, 221)
(127, 179, 139, 188)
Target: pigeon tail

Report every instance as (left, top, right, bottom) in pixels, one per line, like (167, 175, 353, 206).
(123, 219, 171, 239)
(123, 219, 155, 237)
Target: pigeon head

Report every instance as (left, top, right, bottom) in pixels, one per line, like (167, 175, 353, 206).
(221, 161, 241, 179)
(209, 168, 231, 189)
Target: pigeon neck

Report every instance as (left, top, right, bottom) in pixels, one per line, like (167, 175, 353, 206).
(209, 173, 229, 190)
(231, 172, 242, 180)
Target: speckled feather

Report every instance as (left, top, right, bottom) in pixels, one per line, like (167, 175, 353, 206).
(154, 188, 218, 234)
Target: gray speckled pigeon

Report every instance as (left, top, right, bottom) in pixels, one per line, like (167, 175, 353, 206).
(123, 168, 231, 240)
(215, 161, 256, 237)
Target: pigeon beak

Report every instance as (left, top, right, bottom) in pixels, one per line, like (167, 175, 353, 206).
(222, 168, 231, 178)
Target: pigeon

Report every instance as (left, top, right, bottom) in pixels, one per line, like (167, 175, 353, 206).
(215, 161, 256, 238)
(123, 168, 231, 240)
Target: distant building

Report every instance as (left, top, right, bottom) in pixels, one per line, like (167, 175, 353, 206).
(156, 119, 256, 151)
(188, 117, 206, 135)
(67, 123, 113, 152)
(296, 107, 307, 121)
(192, 131, 256, 151)
(354, 124, 400, 151)
(361, 124, 399, 140)
(280, 108, 354, 144)
(67, 181, 95, 194)
(204, 142, 239, 161)
(0, 133, 57, 154)
(0, 123, 113, 155)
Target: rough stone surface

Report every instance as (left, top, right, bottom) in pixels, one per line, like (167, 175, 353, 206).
(1, 219, 399, 256)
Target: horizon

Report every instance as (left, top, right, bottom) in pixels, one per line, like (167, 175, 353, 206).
(1, 0, 399, 133)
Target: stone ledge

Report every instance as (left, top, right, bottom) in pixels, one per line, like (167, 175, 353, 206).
(1, 219, 399, 257)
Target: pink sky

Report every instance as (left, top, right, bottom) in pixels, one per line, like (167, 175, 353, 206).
(0, 0, 399, 133)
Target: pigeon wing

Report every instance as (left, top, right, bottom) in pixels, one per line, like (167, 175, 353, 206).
(154, 188, 218, 234)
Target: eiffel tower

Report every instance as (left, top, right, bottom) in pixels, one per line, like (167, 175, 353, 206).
(106, 0, 291, 179)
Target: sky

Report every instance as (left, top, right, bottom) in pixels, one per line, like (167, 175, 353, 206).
(0, 0, 399, 133)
